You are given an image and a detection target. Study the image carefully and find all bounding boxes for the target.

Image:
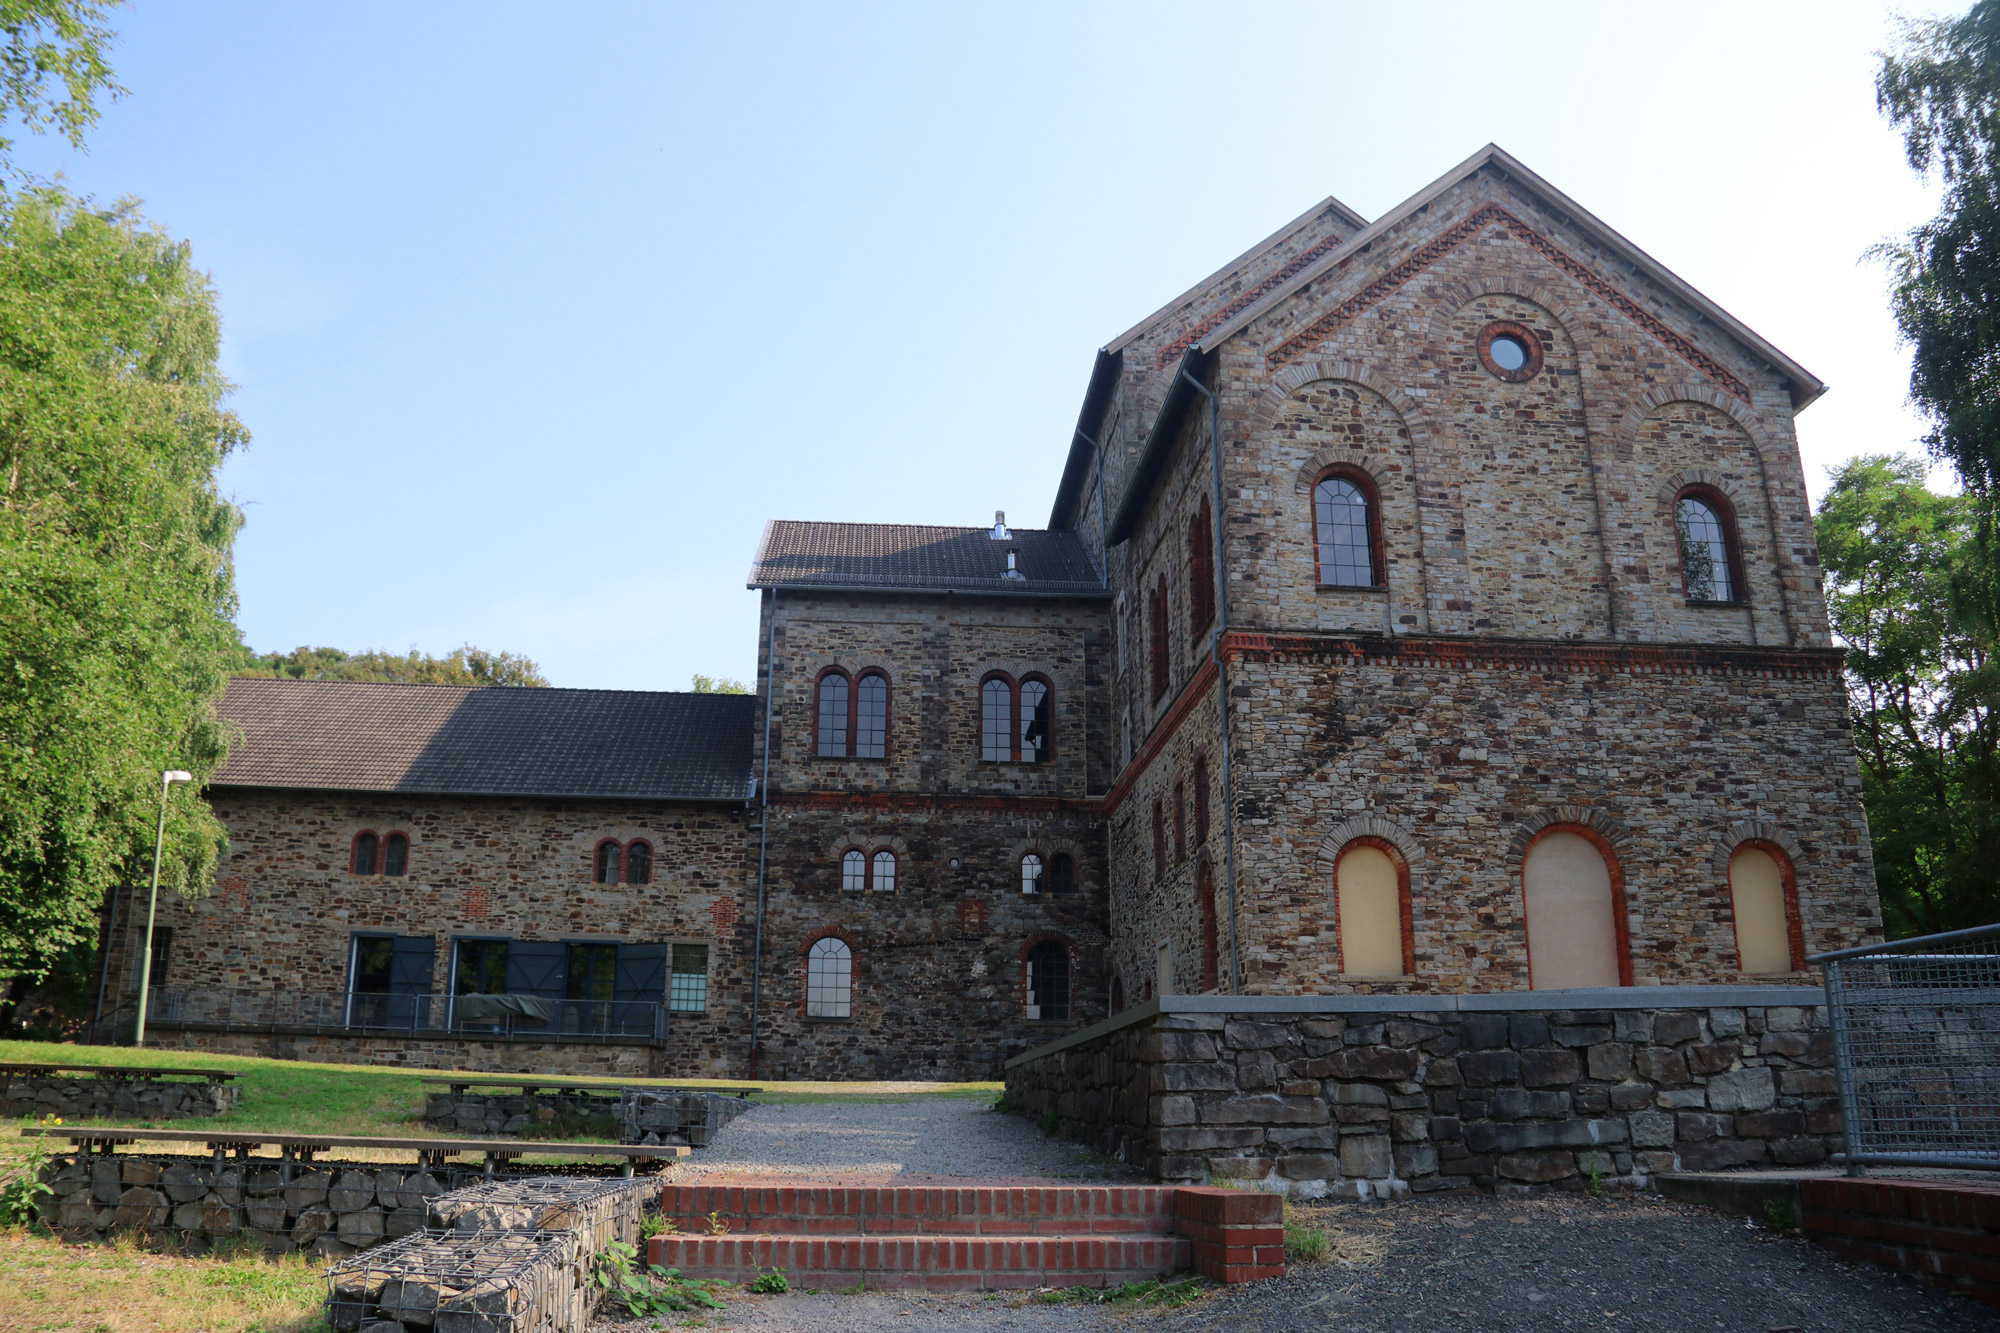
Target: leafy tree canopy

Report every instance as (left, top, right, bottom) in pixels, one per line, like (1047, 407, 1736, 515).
(0, 2, 122, 184)
(237, 644, 550, 688)
(0, 187, 244, 979)
(1816, 454, 2000, 936)
(690, 673, 749, 695)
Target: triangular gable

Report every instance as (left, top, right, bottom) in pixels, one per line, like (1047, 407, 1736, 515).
(1195, 145, 1826, 411)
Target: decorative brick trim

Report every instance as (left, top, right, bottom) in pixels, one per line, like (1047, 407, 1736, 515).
(828, 831, 913, 862)
(1251, 360, 1429, 437)
(1099, 657, 1220, 819)
(1330, 835, 1417, 978)
(1292, 445, 1389, 495)
(1654, 465, 1753, 520)
(1217, 630, 1842, 679)
(1509, 805, 1632, 857)
(1711, 820, 1806, 872)
(1619, 384, 1770, 444)
(1518, 819, 1635, 989)
(1263, 203, 1752, 402)
(1314, 815, 1428, 868)
(1717, 831, 1809, 973)
(1475, 319, 1544, 383)
(1154, 230, 1349, 367)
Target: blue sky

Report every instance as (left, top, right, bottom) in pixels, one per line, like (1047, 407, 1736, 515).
(15, 1, 1945, 689)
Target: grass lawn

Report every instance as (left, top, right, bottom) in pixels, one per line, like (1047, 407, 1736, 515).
(0, 1039, 997, 1331)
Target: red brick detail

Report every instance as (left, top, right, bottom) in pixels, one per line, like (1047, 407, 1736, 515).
(1216, 630, 1843, 680)
(1263, 202, 1753, 403)
(1800, 1178, 2000, 1308)
(711, 897, 739, 934)
(1154, 230, 1348, 367)
(462, 886, 490, 921)
(1172, 1186, 1281, 1227)
(1099, 658, 1219, 820)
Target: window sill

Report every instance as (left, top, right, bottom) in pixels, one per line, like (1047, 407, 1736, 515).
(803, 1015, 853, 1024)
(1317, 583, 1387, 594)
(813, 755, 889, 763)
(1683, 599, 1747, 609)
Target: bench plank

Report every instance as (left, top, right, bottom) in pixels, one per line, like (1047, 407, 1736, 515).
(0, 1062, 239, 1082)
(18, 1126, 688, 1157)
(417, 1075, 758, 1095)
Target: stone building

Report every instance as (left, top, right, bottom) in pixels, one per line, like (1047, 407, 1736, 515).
(111, 145, 1879, 1080)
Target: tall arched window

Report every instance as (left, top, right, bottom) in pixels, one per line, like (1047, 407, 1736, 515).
(872, 850, 897, 894)
(1188, 498, 1215, 632)
(1193, 757, 1210, 843)
(981, 677, 1012, 761)
(1522, 827, 1629, 989)
(1335, 839, 1409, 978)
(1149, 578, 1171, 699)
(1173, 780, 1186, 861)
(855, 672, 889, 759)
(1675, 490, 1741, 604)
(1025, 940, 1070, 1021)
(1313, 471, 1381, 588)
(1019, 678, 1050, 763)
(624, 841, 652, 885)
(1730, 842, 1801, 974)
(979, 674, 1054, 763)
(382, 833, 409, 877)
(806, 937, 852, 1018)
(594, 840, 622, 884)
(1050, 852, 1074, 896)
(841, 849, 867, 892)
(1020, 853, 1043, 895)
(351, 832, 379, 876)
(816, 670, 850, 756)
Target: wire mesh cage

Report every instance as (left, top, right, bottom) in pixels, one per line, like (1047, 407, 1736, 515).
(327, 1228, 586, 1333)
(620, 1089, 755, 1147)
(1815, 923, 2000, 1170)
(427, 1176, 649, 1255)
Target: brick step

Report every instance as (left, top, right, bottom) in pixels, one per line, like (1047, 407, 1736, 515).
(660, 1183, 1180, 1236)
(647, 1232, 1195, 1291)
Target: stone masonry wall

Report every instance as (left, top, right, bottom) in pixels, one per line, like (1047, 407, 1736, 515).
(140, 1028, 676, 1077)
(2, 1074, 239, 1121)
(1005, 992, 1838, 1197)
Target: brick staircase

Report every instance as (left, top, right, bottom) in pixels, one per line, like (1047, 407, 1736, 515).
(649, 1180, 1284, 1290)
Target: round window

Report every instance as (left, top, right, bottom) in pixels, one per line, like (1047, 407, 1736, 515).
(1476, 321, 1544, 383)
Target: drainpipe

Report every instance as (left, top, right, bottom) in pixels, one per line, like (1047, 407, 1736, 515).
(748, 589, 779, 1077)
(1179, 363, 1243, 995)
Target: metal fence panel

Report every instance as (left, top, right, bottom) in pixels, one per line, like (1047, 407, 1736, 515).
(1813, 922, 2000, 1170)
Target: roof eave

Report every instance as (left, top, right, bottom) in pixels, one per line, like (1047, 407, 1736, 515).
(745, 580, 1112, 600)
(1106, 347, 1211, 547)
(205, 780, 754, 804)
(1048, 347, 1124, 530)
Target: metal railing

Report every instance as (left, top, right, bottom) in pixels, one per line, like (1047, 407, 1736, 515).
(126, 988, 669, 1043)
(1814, 923, 2000, 1171)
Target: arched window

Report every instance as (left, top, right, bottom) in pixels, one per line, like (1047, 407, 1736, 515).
(855, 672, 889, 759)
(1049, 852, 1074, 896)
(1197, 860, 1219, 992)
(1193, 757, 1210, 843)
(981, 677, 1012, 761)
(1025, 940, 1069, 1021)
(594, 840, 622, 884)
(1188, 498, 1215, 633)
(871, 850, 897, 894)
(1151, 800, 1166, 880)
(1149, 578, 1171, 699)
(351, 832, 379, 876)
(841, 849, 867, 892)
(1020, 853, 1043, 895)
(1173, 780, 1186, 861)
(1313, 471, 1381, 588)
(816, 671, 851, 757)
(1335, 839, 1409, 978)
(383, 833, 409, 878)
(1730, 842, 1802, 974)
(624, 841, 652, 885)
(806, 937, 852, 1018)
(1522, 827, 1630, 989)
(1675, 490, 1741, 604)
(1019, 678, 1050, 763)
(1110, 974, 1125, 1014)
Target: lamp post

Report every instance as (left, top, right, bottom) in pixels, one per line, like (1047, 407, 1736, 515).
(133, 769, 193, 1048)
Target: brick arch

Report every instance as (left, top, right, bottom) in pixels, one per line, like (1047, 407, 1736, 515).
(826, 831, 912, 861)
(1710, 820, 1807, 876)
(1328, 835, 1416, 978)
(1719, 836, 1808, 973)
(1313, 814, 1429, 869)
(1507, 804, 1632, 859)
(1423, 280, 1584, 357)
(1616, 383, 1779, 450)
(1292, 445, 1393, 495)
(1653, 466, 1755, 522)
(1249, 360, 1431, 439)
(1518, 820, 1635, 989)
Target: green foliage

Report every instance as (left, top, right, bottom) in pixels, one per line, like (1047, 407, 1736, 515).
(0, 1133, 51, 1226)
(237, 642, 549, 687)
(989, 1092, 1013, 1114)
(1282, 1201, 1332, 1262)
(1041, 1277, 1208, 1308)
(690, 673, 749, 694)
(592, 1241, 727, 1316)
(1876, 3, 2000, 491)
(1041, 1109, 1059, 1137)
(0, 188, 243, 979)
(1815, 455, 2000, 936)
(748, 1268, 789, 1294)
(0, 3, 122, 185)
(1763, 1198, 1800, 1231)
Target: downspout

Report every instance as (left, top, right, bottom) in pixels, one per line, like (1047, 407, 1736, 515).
(1179, 362, 1243, 994)
(90, 883, 121, 1043)
(747, 588, 779, 1077)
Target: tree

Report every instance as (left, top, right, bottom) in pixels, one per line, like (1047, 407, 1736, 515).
(691, 673, 749, 695)
(0, 188, 245, 980)
(1816, 454, 2000, 936)
(1877, 1, 2000, 490)
(0, 2, 122, 185)
(238, 644, 550, 688)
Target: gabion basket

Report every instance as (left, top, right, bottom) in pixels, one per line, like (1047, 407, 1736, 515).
(327, 1228, 585, 1333)
(428, 1176, 648, 1255)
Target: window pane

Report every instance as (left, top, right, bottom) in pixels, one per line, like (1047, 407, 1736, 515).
(855, 674, 888, 759)
(1676, 497, 1735, 602)
(841, 850, 866, 892)
(1194, 760, 1210, 842)
(565, 942, 618, 1002)
(1019, 680, 1049, 763)
(872, 850, 896, 893)
(352, 937, 395, 994)
(817, 673, 850, 756)
(1315, 478, 1376, 587)
(1050, 853, 1074, 896)
(625, 842, 651, 885)
(1021, 853, 1042, 895)
(806, 937, 852, 1018)
(1026, 941, 1069, 1021)
(383, 834, 408, 877)
(595, 841, 621, 884)
(669, 944, 709, 1012)
(353, 833, 378, 876)
(455, 940, 508, 995)
(981, 678, 1012, 761)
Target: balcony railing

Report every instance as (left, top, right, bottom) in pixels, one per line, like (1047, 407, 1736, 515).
(126, 988, 670, 1043)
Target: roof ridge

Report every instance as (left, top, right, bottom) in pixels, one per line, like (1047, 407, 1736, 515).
(227, 677, 753, 702)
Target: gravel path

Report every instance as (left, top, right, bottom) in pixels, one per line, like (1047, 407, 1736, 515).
(665, 1096, 1138, 1182)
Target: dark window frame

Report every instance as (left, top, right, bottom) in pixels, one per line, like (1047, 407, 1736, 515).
(1188, 498, 1216, 635)
(1193, 756, 1210, 843)
(1672, 484, 1748, 607)
(1023, 937, 1072, 1023)
(593, 839, 623, 884)
(1149, 578, 1171, 699)
(978, 670, 1053, 764)
(1049, 851, 1075, 896)
(1152, 798, 1166, 881)
(854, 669, 891, 760)
(1173, 779, 1186, 862)
(1311, 465, 1386, 590)
(351, 830, 379, 876)
(624, 840, 652, 885)
(382, 832, 409, 877)
(814, 667, 852, 758)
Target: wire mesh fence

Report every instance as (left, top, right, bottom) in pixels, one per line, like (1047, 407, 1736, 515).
(427, 1177, 649, 1256)
(1814, 922, 2000, 1170)
(328, 1228, 587, 1332)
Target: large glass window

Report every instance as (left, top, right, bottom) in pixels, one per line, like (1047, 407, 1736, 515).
(1314, 475, 1379, 587)
(624, 841, 651, 885)
(817, 671, 850, 756)
(1676, 494, 1738, 603)
(383, 833, 408, 877)
(352, 832, 378, 876)
(1019, 679, 1049, 763)
(669, 944, 709, 1012)
(856, 673, 888, 759)
(594, 840, 621, 884)
(872, 850, 897, 893)
(565, 942, 618, 1003)
(1020, 853, 1043, 895)
(841, 849, 866, 892)
(806, 937, 852, 1018)
(454, 939, 509, 995)
(1025, 941, 1070, 1021)
(981, 677, 1012, 761)
(352, 936, 396, 995)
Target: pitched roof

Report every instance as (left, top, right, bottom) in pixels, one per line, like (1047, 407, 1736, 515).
(748, 520, 1106, 597)
(210, 678, 755, 801)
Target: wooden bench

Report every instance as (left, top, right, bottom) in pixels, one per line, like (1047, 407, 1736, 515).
(19, 1126, 688, 1178)
(418, 1075, 760, 1098)
(0, 1061, 239, 1084)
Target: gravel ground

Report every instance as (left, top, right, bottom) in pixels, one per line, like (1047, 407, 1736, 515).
(663, 1096, 1138, 1182)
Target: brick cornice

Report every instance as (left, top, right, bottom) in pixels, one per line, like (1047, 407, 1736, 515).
(1100, 658, 1220, 819)
(1218, 631, 1842, 679)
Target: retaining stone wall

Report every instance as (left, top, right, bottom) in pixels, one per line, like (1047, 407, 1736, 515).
(422, 1089, 754, 1146)
(2, 1075, 238, 1121)
(1004, 992, 1839, 1197)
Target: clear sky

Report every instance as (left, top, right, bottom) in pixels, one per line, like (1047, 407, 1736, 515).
(14, 1, 1949, 690)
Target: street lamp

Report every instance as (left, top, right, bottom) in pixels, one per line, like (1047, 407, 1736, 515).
(133, 769, 193, 1048)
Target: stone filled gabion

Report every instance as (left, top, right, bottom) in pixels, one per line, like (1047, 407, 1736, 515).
(2, 1074, 238, 1120)
(327, 1228, 585, 1333)
(428, 1177, 649, 1257)
(621, 1090, 755, 1147)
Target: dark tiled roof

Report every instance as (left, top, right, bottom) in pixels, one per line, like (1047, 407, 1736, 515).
(750, 520, 1105, 596)
(210, 678, 755, 801)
